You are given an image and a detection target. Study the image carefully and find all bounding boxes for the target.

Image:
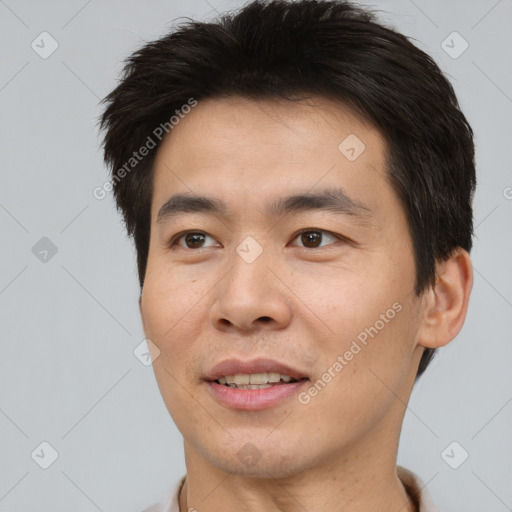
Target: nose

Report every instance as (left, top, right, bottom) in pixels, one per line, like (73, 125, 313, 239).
(209, 244, 293, 333)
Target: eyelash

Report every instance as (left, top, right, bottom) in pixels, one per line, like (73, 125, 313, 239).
(168, 228, 347, 250)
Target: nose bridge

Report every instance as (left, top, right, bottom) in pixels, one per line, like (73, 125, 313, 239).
(210, 235, 292, 331)
(224, 235, 273, 302)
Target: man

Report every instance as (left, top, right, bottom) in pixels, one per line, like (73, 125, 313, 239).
(99, 1, 475, 511)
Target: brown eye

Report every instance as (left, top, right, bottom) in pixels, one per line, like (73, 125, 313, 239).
(292, 229, 339, 248)
(172, 231, 219, 249)
(301, 231, 322, 248)
(184, 232, 206, 248)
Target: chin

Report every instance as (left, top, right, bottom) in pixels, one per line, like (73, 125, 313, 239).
(198, 437, 316, 479)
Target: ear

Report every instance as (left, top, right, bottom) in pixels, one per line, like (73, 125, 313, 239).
(417, 248, 473, 349)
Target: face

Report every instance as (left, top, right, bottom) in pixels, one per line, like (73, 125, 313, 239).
(139, 96, 426, 478)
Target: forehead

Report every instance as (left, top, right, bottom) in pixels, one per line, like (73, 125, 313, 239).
(150, 95, 395, 224)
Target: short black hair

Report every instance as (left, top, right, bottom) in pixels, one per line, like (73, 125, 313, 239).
(99, 0, 476, 381)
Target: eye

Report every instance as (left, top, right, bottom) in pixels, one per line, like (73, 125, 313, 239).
(290, 229, 341, 249)
(170, 231, 219, 250)
(169, 228, 344, 251)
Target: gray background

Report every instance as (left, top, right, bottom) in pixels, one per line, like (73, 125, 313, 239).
(1, 0, 511, 511)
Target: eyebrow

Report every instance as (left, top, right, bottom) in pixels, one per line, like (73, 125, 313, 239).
(156, 187, 372, 224)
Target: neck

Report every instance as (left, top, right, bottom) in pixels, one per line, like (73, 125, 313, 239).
(179, 467, 417, 512)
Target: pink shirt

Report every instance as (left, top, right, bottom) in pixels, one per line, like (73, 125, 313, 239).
(141, 466, 439, 512)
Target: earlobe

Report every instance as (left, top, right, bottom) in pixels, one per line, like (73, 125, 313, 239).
(417, 248, 473, 349)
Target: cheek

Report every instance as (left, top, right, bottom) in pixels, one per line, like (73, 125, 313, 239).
(301, 255, 418, 388)
(298, 301, 420, 445)
(290, 258, 406, 337)
(141, 270, 207, 419)
(141, 260, 210, 344)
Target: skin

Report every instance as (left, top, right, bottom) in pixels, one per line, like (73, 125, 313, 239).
(139, 96, 473, 512)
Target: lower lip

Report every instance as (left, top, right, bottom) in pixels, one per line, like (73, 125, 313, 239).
(206, 380, 309, 411)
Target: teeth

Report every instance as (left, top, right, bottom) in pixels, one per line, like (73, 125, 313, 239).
(249, 373, 266, 384)
(235, 374, 250, 385)
(216, 373, 297, 386)
(225, 383, 273, 389)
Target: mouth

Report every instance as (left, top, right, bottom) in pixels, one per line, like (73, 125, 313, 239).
(212, 372, 307, 389)
(203, 358, 310, 410)
(203, 357, 309, 383)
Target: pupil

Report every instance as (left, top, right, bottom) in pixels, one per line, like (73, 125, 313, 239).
(302, 231, 321, 247)
(186, 233, 204, 248)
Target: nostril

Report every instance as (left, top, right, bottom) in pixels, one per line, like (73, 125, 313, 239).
(258, 316, 272, 323)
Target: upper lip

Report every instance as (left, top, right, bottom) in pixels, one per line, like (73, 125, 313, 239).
(204, 358, 309, 382)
